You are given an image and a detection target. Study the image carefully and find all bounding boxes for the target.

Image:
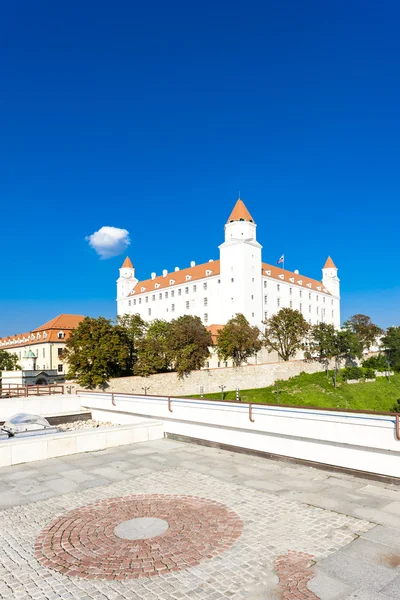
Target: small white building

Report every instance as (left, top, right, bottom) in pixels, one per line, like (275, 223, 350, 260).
(1, 349, 60, 388)
(116, 198, 340, 334)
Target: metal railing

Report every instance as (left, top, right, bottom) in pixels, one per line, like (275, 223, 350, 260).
(0, 384, 65, 398)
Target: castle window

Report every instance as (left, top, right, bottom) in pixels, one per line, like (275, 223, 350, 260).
(58, 364, 63, 373)
(218, 279, 221, 284)
(204, 313, 208, 323)
(134, 299, 136, 305)
(300, 290, 302, 298)
(264, 295, 268, 304)
(316, 295, 319, 302)
(172, 304, 175, 312)
(178, 289, 182, 296)
(323, 297, 325, 303)
(332, 310, 334, 317)
(204, 297, 208, 306)
(185, 287, 189, 294)
(309, 305, 311, 313)
(159, 293, 162, 300)
(264, 312, 268, 320)
(218, 361, 220, 368)
(277, 298, 280, 307)
(317, 307, 319, 314)
(231, 278, 234, 283)
(309, 292, 311, 300)
(252, 312, 254, 317)
(152, 295, 155, 301)
(148, 308, 151, 316)
(331, 299, 333, 305)
(251, 295, 254, 300)
(128, 300, 131, 306)
(290, 300, 292, 308)
(145, 296, 148, 303)
(43, 348, 46, 357)
(290, 287, 292, 295)
(264, 281, 267, 288)
(277, 284, 280, 292)
(309, 319, 311, 325)
(252, 278, 254, 282)
(165, 291, 168, 298)
(193, 285, 197, 292)
(203, 282, 207, 290)
(186, 301, 189, 309)
(57, 331, 64, 339)
(171, 290, 175, 297)
(206, 361, 210, 367)
(139, 298, 142, 304)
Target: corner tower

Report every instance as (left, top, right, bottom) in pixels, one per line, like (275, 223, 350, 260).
(322, 256, 340, 297)
(219, 198, 263, 327)
(116, 257, 138, 314)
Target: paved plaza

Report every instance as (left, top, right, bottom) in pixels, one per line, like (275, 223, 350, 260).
(0, 438, 399, 599)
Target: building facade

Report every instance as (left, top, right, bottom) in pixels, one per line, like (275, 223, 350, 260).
(0, 314, 84, 378)
(117, 199, 340, 333)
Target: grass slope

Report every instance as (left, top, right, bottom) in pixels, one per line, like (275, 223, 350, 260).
(190, 371, 400, 413)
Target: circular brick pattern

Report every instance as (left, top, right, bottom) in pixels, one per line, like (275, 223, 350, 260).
(34, 494, 243, 580)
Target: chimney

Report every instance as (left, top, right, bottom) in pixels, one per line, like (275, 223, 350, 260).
(175, 267, 180, 272)
(162, 269, 168, 277)
(190, 261, 196, 267)
(294, 269, 299, 274)
(209, 259, 214, 262)
(151, 272, 156, 280)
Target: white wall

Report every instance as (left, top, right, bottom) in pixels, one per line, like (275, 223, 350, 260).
(0, 395, 83, 421)
(79, 392, 400, 479)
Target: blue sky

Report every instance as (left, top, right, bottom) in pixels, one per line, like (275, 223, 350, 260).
(1, 1, 399, 335)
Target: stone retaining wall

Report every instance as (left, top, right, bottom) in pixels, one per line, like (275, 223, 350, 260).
(68, 359, 325, 397)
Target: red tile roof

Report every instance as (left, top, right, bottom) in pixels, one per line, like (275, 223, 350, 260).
(0, 314, 84, 349)
(129, 261, 220, 296)
(262, 263, 331, 294)
(227, 199, 254, 223)
(121, 256, 134, 269)
(323, 256, 337, 269)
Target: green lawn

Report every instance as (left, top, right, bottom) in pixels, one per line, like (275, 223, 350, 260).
(189, 371, 400, 413)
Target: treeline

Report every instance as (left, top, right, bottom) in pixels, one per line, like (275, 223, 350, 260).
(63, 309, 394, 389)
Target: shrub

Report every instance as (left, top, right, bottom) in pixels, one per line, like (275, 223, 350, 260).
(364, 367, 376, 379)
(392, 399, 400, 413)
(362, 354, 387, 372)
(342, 366, 364, 381)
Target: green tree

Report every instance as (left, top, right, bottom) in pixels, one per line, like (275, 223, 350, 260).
(116, 314, 147, 372)
(63, 316, 130, 388)
(216, 313, 262, 367)
(306, 324, 363, 387)
(381, 326, 400, 372)
(343, 314, 383, 352)
(263, 308, 310, 361)
(169, 315, 213, 377)
(0, 350, 20, 371)
(135, 319, 174, 376)
(304, 322, 336, 376)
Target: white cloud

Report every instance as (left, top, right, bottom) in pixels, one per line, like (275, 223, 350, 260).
(86, 226, 130, 259)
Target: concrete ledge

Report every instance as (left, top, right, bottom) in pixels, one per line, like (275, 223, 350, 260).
(0, 420, 164, 467)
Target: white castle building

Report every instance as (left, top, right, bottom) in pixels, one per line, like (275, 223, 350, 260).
(116, 199, 340, 335)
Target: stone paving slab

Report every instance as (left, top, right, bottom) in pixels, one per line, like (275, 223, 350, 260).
(0, 438, 399, 599)
(0, 467, 372, 599)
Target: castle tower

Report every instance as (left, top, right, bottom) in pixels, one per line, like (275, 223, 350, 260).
(322, 256, 340, 297)
(116, 257, 138, 314)
(219, 198, 263, 327)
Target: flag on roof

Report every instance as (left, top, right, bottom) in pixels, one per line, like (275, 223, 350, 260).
(276, 255, 284, 265)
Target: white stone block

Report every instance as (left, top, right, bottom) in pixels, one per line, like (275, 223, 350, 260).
(47, 434, 77, 458)
(0, 443, 12, 467)
(76, 431, 106, 453)
(11, 439, 48, 465)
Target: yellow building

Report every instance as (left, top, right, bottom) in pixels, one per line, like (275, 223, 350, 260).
(0, 314, 84, 379)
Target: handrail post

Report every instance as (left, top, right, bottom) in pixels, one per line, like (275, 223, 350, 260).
(249, 403, 255, 423)
(396, 414, 400, 441)
(111, 393, 116, 406)
(168, 397, 173, 413)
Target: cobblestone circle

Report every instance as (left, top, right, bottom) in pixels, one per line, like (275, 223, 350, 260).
(34, 494, 243, 580)
(274, 550, 318, 599)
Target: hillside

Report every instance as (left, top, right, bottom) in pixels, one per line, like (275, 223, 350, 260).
(191, 371, 400, 413)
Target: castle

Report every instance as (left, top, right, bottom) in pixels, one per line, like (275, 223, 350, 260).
(116, 199, 340, 332)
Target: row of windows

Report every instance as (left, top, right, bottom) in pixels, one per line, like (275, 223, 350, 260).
(145, 305, 209, 322)
(131, 295, 209, 308)
(265, 293, 334, 305)
(20, 347, 64, 359)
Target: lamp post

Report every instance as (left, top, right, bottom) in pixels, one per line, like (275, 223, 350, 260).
(219, 384, 226, 400)
(142, 386, 150, 396)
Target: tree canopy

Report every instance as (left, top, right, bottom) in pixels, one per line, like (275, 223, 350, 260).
(263, 308, 309, 361)
(0, 349, 20, 371)
(168, 315, 213, 377)
(343, 314, 383, 352)
(216, 313, 261, 367)
(135, 319, 174, 376)
(381, 326, 400, 371)
(63, 316, 130, 388)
